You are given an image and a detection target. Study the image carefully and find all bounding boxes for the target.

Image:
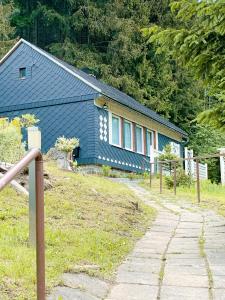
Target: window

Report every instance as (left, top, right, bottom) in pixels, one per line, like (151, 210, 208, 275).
(146, 130, 152, 156)
(19, 67, 26, 79)
(136, 125, 143, 153)
(124, 120, 132, 150)
(112, 115, 120, 146)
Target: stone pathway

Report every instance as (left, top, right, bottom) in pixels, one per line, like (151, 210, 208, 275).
(48, 179, 225, 299)
(106, 179, 225, 300)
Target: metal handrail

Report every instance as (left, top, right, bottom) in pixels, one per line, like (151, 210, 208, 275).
(0, 148, 45, 300)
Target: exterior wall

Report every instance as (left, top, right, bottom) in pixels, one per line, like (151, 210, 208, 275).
(2, 100, 96, 164)
(93, 101, 184, 173)
(158, 133, 184, 157)
(0, 43, 98, 109)
(93, 106, 151, 173)
(0, 42, 98, 163)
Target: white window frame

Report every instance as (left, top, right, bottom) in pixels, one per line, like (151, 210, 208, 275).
(109, 113, 121, 147)
(146, 129, 153, 157)
(136, 125, 144, 154)
(124, 119, 133, 151)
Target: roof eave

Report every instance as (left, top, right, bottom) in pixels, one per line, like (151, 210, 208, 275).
(101, 94, 188, 138)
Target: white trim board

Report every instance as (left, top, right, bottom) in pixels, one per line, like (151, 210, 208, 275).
(0, 39, 102, 93)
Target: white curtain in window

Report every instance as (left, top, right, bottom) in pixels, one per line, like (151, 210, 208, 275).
(136, 126, 143, 153)
(112, 116, 120, 145)
(124, 121, 132, 149)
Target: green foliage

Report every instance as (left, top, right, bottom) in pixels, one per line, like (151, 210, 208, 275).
(0, 2, 17, 59)
(144, 0, 225, 130)
(165, 170, 193, 189)
(101, 165, 111, 177)
(158, 144, 181, 171)
(55, 136, 79, 153)
(0, 119, 25, 163)
(188, 124, 225, 182)
(20, 114, 40, 128)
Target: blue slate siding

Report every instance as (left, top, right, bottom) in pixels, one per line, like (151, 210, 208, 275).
(93, 106, 150, 172)
(2, 100, 96, 163)
(158, 133, 184, 157)
(0, 43, 98, 108)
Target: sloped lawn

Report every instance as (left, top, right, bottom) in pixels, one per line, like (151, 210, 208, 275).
(141, 177, 225, 216)
(0, 162, 156, 299)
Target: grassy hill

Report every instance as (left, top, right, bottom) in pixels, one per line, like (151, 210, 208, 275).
(0, 162, 156, 299)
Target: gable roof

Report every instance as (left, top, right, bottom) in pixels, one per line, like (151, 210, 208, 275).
(0, 39, 188, 137)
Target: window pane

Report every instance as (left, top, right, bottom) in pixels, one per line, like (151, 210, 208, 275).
(136, 126, 143, 153)
(124, 121, 132, 149)
(146, 131, 152, 156)
(19, 67, 26, 79)
(112, 116, 120, 145)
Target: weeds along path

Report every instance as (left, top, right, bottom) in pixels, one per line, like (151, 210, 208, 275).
(106, 179, 225, 300)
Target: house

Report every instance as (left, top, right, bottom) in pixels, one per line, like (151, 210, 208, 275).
(0, 39, 188, 173)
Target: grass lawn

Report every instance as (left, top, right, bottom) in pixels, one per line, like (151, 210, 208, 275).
(141, 177, 225, 216)
(0, 162, 156, 299)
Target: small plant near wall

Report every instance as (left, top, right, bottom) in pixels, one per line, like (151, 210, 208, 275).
(102, 165, 111, 177)
(55, 136, 79, 170)
(20, 114, 40, 128)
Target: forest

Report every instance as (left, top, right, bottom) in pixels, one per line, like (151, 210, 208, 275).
(1, 0, 225, 180)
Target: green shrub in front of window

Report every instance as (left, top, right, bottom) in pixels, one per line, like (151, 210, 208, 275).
(0, 118, 25, 163)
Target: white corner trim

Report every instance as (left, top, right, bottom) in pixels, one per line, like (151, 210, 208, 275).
(0, 38, 102, 93)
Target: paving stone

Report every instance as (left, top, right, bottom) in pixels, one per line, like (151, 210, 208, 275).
(210, 265, 225, 276)
(116, 270, 158, 285)
(213, 288, 225, 300)
(160, 286, 209, 300)
(118, 261, 161, 274)
(164, 265, 207, 276)
(61, 273, 110, 298)
(163, 273, 209, 288)
(165, 258, 205, 267)
(166, 253, 202, 259)
(105, 283, 158, 300)
(213, 276, 225, 288)
(48, 286, 99, 300)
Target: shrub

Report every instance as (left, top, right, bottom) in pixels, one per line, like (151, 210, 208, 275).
(55, 136, 79, 153)
(102, 165, 111, 177)
(165, 169, 193, 189)
(20, 114, 39, 127)
(0, 119, 25, 163)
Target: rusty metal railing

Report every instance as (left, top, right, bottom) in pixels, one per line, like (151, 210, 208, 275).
(0, 148, 45, 300)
